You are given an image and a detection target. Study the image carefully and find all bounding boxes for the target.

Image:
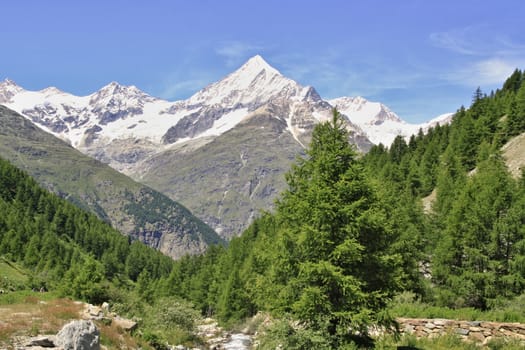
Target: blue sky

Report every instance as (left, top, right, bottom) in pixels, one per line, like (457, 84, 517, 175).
(2, 0, 524, 123)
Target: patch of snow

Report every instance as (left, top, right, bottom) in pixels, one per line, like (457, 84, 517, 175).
(198, 108, 250, 138)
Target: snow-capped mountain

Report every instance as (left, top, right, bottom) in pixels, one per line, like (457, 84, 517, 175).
(330, 96, 454, 146)
(1, 55, 374, 175)
(1, 55, 452, 238)
(157, 55, 350, 148)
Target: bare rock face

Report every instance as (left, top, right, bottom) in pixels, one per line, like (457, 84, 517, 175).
(55, 320, 100, 350)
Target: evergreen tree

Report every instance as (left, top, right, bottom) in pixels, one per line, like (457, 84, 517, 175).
(434, 153, 517, 308)
(507, 82, 525, 135)
(265, 110, 402, 345)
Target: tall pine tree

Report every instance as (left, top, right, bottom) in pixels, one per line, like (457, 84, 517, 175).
(265, 109, 403, 346)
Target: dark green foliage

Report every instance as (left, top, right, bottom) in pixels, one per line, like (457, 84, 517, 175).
(265, 111, 402, 342)
(433, 154, 519, 308)
(506, 81, 525, 136)
(361, 68, 525, 312)
(0, 156, 174, 303)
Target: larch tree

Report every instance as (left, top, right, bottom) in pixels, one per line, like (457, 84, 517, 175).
(266, 109, 403, 346)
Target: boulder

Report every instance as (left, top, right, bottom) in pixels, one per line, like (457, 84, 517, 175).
(112, 317, 138, 331)
(55, 320, 100, 350)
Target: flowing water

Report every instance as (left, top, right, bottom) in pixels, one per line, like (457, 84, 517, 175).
(222, 333, 252, 350)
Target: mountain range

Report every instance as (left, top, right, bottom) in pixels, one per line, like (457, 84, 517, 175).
(0, 55, 453, 239)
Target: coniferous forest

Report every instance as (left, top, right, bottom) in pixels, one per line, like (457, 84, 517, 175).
(1, 69, 525, 348)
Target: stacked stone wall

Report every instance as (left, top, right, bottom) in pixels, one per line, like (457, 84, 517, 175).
(397, 318, 525, 345)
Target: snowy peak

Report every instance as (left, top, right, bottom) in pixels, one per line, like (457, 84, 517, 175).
(38, 86, 67, 97)
(87, 82, 160, 125)
(241, 54, 281, 76)
(423, 113, 454, 129)
(330, 96, 403, 125)
(90, 81, 156, 104)
(0, 79, 24, 103)
(186, 55, 304, 107)
(0, 78, 22, 90)
(330, 96, 452, 146)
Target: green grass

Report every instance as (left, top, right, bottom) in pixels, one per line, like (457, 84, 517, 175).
(390, 292, 525, 323)
(0, 290, 61, 305)
(0, 256, 30, 294)
(0, 257, 28, 285)
(374, 333, 525, 350)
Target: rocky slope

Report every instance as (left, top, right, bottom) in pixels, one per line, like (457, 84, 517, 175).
(0, 105, 221, 258)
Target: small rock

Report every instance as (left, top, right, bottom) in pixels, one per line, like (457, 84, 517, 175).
(113, 317, 138, 331)
(101, 302, 110, 312)
(27, 336, 55, 347)
(456, 328, 470, 336)
(424, 322, 436, 329)
(433, 319, 448, 326)
(88, 305, 102, 317)
(403, 324, 415, 334)
(468, 332, 485, 342)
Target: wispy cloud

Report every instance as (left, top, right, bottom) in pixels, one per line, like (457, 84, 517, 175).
(215, 41, 264, 66)
(444, 58, 524, 86)
(274, 51, 426, 100)
(430, 26, 525, 87)
(158, 78, 210, 101)
(429, 27, 483, 55)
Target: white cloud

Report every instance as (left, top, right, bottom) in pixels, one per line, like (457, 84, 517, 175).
(430, 26, 525, 87)
(445, 58, 523, 86)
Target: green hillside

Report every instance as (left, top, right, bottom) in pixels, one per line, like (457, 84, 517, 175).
(0, 105, 222, 259)
(0, 155, 209, 347)
(0, 257, 29, 290)
(0, 155, 174, 295)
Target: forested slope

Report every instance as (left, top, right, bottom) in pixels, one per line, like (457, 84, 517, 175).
(364, 69, 525, 309)
(153, 69, 525, 348)
(0, 156, 175, 302)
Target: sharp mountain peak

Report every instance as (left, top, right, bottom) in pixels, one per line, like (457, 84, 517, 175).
(239, 54, 282, 76)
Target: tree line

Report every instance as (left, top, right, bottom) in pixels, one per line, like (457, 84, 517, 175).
(0, 156, 174, 303)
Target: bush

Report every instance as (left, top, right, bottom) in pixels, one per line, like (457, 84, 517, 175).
(140, 296, 202, 348)
(257, 318, 333, 350)
(152, 297, 200, 332)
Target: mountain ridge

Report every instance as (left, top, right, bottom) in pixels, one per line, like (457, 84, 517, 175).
(0, 55, 453, 238)
(0, 55, 450, 154)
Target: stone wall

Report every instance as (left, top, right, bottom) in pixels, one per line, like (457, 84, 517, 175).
(397, 318, 525, 345)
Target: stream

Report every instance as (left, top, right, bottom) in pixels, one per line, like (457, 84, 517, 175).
(222, 333, 252, 350)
